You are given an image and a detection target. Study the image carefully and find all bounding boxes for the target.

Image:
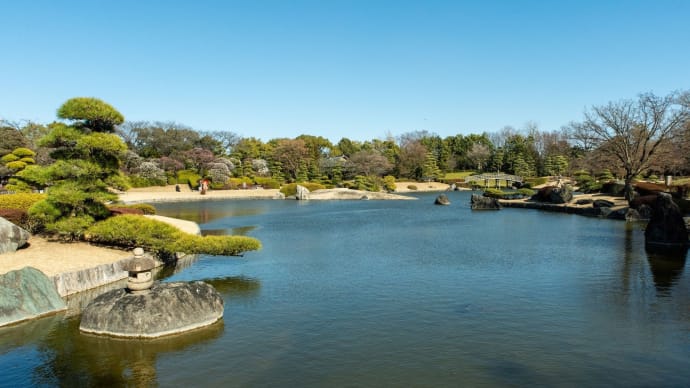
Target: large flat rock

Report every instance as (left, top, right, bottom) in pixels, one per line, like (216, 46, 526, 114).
(79, 281, 223, 338)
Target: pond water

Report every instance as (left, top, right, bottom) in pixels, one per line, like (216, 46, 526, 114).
(2, 191, 690, 387)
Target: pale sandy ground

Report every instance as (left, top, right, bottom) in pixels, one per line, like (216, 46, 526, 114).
(394, 181, 462, 193)
(119, 185, 282, 203)
(0, 236, 132, 277)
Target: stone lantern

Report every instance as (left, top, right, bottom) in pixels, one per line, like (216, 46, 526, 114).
(124, 248, 156, 293)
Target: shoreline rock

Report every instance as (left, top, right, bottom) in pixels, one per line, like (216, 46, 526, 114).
(435, 194, 451, 205)
(0, 267, 67, 327)
(499, 198, 629, 219)
(471, 194, 501, 210)
(645, 193, 688, 248)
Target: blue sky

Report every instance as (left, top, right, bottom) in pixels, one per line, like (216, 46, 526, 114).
(2, 0, 688, 142)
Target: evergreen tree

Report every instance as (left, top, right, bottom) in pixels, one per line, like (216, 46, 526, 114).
(421, 152, 442, 181)
(19, 99, 128, 239)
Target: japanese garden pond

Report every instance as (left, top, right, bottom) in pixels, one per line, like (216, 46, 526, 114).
(2, 191, 689, 386)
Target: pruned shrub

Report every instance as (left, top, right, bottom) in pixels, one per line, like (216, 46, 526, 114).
(228, 176, 254, 189)
(254, 177, 280, 189)
(27, 199, 61, 226)
(86, 215, 179, 253)
(280, 182, 326, 197)
(50, 215, 95, 241)
(0, 193, 46, 210)
(177, 170, 202, 190)
(86, 215, 261, 258)
(482, 188, 505, 198)
(108, 207, 144, 215)
(128, 203, 156, 215)
(383, 176, 396, 192)
(517, 188, 536, 197)
(172, 234, 261, 257)
(407, 185, 418, 190)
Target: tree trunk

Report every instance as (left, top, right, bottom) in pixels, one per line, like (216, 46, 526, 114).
(624, 177, 635, 204)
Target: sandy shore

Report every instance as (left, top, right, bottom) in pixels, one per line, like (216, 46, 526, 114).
(394, 181, 461, 193)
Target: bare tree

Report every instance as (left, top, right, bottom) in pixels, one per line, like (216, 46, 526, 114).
(271, 139, 309, 181)
(397, 140, 428, 180)
(568, 91, 689, 201)
(466, 143, 491, 171)
(349, 150, 392, 177)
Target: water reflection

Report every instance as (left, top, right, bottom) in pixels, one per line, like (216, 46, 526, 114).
(33, 318, 224, 386)
(152, 253, 201, 280)
(204, 225, 257, 236)
(153, 202, 267, 224)
(645, 246, 688, 296)
(203, 276, 261, 296)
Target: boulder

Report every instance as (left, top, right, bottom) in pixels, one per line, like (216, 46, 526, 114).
(79, 281, 223, 338)
(471, 194, 501, 210)
(645, 193, 688, 247)
(295, 185, 309, 200)
(531, 185, 573, 204)
(0, 217, 30, 254)
(0, 267, 67, 327)
(434, 194, 451, 205)
(575, 198, 593, 205)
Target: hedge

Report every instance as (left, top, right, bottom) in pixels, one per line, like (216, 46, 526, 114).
(0, 193, 46, 211)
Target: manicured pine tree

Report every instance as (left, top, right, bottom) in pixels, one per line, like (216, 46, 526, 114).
(18, 97, 128, 239)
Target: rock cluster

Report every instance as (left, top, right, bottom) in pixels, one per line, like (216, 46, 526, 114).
(80, 281, 223, 338)
(471, 194, 501, 210)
